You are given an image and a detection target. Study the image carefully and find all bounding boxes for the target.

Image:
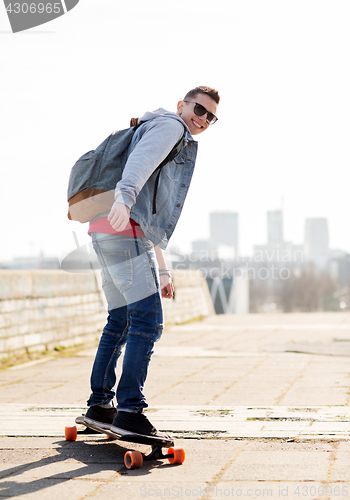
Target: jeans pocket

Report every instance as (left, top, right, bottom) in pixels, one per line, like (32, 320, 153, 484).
(95, 241, 133, 292)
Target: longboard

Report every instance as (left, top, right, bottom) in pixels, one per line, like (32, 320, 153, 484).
(64, 416, 185, 469)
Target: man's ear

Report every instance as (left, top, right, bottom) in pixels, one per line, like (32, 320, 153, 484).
(177, 100, 184, 116)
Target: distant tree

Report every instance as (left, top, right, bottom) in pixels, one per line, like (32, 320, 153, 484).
(278, 264, 336, 312)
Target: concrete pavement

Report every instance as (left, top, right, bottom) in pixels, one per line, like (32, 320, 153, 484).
(1, 312, 350, 498)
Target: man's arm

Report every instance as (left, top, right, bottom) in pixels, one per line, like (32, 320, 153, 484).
(154, 245, 174, 299)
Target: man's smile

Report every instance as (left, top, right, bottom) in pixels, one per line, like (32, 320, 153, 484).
(191, 118, 203, 129)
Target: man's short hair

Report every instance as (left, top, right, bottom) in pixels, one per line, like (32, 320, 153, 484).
(184, 86, 220, 105)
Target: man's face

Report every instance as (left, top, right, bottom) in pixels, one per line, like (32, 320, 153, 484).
(177, 93, 218, 136)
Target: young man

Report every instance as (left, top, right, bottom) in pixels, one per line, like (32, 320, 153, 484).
(83, 86, 220, 437)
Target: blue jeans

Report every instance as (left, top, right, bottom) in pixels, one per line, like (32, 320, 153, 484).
(87, 233, 163, 412)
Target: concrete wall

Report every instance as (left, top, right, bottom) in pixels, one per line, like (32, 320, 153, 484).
(0, 269, 214, 359)
(163, 269, 215, 324)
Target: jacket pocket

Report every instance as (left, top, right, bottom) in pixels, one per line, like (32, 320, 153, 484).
(165, 156, 185, 180)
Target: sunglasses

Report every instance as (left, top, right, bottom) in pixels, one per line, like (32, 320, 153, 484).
(183, 101, 218, 125)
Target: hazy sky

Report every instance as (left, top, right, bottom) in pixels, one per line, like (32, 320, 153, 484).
(1, 0, 350, 262)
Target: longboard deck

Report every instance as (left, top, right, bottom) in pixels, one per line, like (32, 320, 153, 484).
(75, 416, 174, 447)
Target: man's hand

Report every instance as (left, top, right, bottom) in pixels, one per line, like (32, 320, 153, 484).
(160, 274, 174, 299)
(108, 202, 130, 231)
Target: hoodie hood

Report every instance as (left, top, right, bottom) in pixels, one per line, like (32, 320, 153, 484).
(138, 108, 191, 135)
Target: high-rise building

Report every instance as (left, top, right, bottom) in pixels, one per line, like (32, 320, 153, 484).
(209, 212, 238, 255)
(304, 218, 329, 268)
(267, 210, 283, 244)
(253, 209, 303, 263)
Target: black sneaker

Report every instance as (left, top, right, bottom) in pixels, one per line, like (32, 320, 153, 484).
(84, 405, 117, 431)
(111, 411, 159, 437)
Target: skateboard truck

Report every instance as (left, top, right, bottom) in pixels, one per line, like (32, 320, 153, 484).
(147, 444, 172, 461)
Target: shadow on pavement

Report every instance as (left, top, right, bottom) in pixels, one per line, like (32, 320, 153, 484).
(0, 437, 176, 497)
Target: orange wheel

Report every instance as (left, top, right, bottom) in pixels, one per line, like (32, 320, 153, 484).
(124, 450, 143, 469)
(65, 426, 77, 441)
(168, 447, 186, 465)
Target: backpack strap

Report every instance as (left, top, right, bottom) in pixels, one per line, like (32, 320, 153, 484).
(152, 132, 185, 214)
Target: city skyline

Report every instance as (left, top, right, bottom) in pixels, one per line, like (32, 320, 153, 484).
(190, 210, 337, 260)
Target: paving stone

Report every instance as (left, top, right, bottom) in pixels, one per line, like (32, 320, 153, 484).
(94, 481, 210, 498)
(330, 452, 350, 481)
(0, 476, 97, 499)
(221, 450, 330, 481)
(338, 442, 350, 452)
(278, 387, 349, 406)
(244, 441, 333, 452)
(2, 461, 118, 482)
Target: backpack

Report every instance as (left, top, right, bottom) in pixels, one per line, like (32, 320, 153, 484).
(67, 123, 184, 223)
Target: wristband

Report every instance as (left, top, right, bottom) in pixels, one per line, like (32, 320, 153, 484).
(159, 270, 172, 278)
